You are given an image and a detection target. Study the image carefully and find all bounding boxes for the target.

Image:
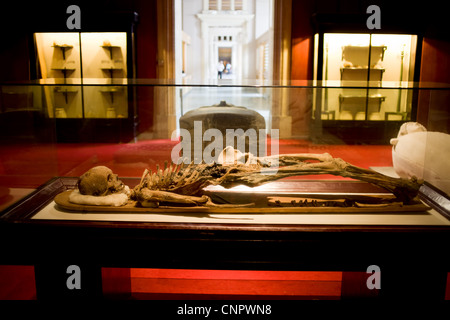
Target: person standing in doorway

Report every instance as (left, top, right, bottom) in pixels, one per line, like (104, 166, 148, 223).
(226, 62, 231, 74)
(217, 61, 225, 79)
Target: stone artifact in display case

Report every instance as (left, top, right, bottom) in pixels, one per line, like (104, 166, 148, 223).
(179, 101, 266, 163)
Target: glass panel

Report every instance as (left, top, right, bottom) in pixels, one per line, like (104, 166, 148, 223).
(323, 33, 371, 82)
(209, 0, 218, 10)
(322, 34, 371, 121)
(369, 34, 417, 121)
(1, 79, 450, 224)
(370, 34, 416, 83)
(81, 32, 127, 79)
(221, 0, 231, 10)
(81, 33, 128, 119)
(51, 85, 83, 118)
(34, 32, 83, 118)
(368, 87, 412, 121)
(423, 89, 450, 195)
(235, 0, 243, 10)
(34, 32, 82, 79)
(317, 33, 418, 122)
(34, 32, 129, 119)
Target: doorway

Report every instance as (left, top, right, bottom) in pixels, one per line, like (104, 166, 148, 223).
(177, 0, 274, 82)
(170, 0, 278, 136)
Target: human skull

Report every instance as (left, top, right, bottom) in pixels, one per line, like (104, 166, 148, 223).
(77, 166, 125, 196)
(217, 146, 257, 166)
(217, 146, 245, 165)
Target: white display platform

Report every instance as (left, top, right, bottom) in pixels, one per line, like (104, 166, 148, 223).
(32, 200, 450, 226)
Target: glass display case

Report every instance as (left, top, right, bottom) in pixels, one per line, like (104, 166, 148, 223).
(34, 32, 130, 120)
(312, 32, 420, 143)
(0, 79, 449, 301)
(1, 78, 449, 208)
(29, 16, 138, 142)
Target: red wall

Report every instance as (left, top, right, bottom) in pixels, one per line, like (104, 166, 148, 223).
(417, 38, 450, 132)
(289, 1, 315, 138)
(134, 0, 158, 134)
(420, 38, 450, 84)
(290, 1, 314, 81)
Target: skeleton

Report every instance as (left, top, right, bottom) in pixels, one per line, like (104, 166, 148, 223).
(78, 166, 127, 196)
(131, 147, 422, 208)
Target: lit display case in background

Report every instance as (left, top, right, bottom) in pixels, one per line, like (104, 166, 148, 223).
(20, 11, 139, 143)
(34, 32, 129, 120)
(312, 32, 419, 143)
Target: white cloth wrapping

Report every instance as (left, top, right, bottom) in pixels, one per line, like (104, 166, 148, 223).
(391, 122, 450, 194)
(68, 186, 130, 207)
